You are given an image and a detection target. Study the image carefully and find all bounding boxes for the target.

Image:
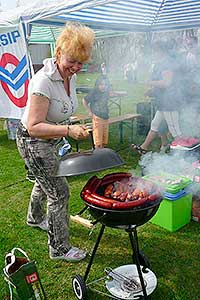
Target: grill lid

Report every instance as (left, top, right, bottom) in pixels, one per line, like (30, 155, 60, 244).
(56, 148, 124, 177)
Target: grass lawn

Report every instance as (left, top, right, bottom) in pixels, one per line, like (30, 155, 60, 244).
(0, 72, 199, 300)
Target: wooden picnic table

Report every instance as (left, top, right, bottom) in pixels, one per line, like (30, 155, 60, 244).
(76, 87, 127, 116)
(70, 113, 142, 144)
(109, 90, 128, 115)
(108, 113, 142, 143)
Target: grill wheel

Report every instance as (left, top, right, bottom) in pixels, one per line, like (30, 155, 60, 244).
(72, 275, 87, 300)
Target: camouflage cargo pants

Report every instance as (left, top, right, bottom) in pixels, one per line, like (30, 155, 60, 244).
(16, 123, 70, 255)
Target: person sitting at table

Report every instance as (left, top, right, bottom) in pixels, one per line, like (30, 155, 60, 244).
(82, 76, 112, 148)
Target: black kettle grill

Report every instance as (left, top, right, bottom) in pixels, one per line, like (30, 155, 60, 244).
(72, 172, 163, 300)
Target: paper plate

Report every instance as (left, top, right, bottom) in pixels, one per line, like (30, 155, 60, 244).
(105, 264, 157, 300)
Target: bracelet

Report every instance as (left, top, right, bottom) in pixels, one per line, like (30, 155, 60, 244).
(67, 125, 70, 135)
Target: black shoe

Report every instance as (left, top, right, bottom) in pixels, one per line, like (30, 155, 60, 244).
(130, 144, 148, 155)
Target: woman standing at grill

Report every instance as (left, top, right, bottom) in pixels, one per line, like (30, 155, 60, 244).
(16, 22, 94, 261)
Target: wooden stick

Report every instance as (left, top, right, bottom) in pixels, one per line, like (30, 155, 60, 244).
(70, 215, 93, 229)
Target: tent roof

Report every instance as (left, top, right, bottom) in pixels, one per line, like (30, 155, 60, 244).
(1, 0, 200, 36)
(29, 25, 130, 43)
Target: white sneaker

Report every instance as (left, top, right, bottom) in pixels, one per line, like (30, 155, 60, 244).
(50, 247, 87, 262)
(27, 219, 48, 231)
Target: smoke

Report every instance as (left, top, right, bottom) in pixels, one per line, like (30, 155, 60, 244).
(140, 35, 199, 139)
(181, 103, 200, 137)
(139, 151, 200, 193)
(139, 151, 197, 176)
(93, 32, 200, 140)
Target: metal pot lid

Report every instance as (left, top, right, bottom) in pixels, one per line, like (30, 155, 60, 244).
(56, 148, 124, 177)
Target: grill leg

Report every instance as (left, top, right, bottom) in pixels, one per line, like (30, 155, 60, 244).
(127, 227, 148, 300)
(119, 121, 123, 143)
(83, 224, 105, 282)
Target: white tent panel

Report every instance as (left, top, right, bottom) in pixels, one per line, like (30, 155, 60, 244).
(1, 0, 200, 34)
(29, 44, 50, 64)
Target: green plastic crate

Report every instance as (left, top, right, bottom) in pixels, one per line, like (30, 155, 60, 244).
(143, 172, 192, 194)
(150, 193, 192, 232)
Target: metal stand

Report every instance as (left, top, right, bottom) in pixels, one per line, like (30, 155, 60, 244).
(118, 119, 134, 143)
(109, 95, 122, 115)
(82, 224, 149, 299)
(84, 224, 105, 282)
(126, 226, 148, 299)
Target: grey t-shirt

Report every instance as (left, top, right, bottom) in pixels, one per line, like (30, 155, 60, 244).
(151, 56, 182, 111)
(21, 58, 78, 128)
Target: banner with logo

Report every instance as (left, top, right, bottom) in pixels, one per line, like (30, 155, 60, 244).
(0, 22, 31, 119)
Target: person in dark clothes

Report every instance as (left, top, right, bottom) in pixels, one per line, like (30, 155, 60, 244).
(82, 76, 112, 148)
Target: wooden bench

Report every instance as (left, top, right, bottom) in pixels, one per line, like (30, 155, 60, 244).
(69, 113, 142, 145)
(108, 113, 142, 143)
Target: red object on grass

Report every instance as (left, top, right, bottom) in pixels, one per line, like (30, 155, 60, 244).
(171, 137, 200, 147)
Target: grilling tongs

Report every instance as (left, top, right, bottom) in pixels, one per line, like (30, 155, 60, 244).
(105, 267, 144, 293)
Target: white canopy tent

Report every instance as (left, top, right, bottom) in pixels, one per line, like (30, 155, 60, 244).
(1, 0, 200, 119)
(2, 0, 200, 32)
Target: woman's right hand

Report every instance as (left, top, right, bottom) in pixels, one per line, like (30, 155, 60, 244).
(67, 124, 90, 140)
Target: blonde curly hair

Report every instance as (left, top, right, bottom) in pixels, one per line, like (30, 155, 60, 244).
(55, 22, 95, 63)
